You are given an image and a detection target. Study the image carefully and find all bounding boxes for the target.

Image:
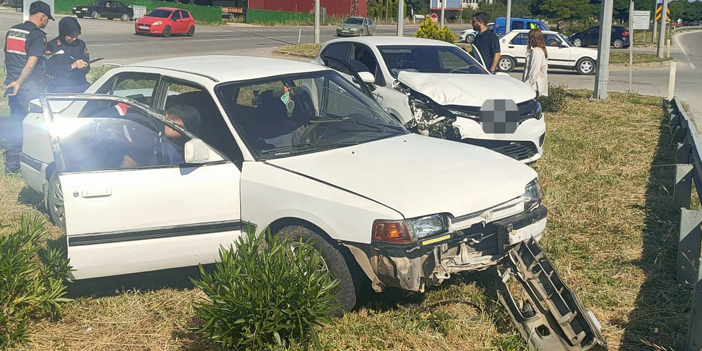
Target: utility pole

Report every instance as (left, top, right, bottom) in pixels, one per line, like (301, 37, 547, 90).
(386, 0, 389, 22)
(594, 0, 614, 99)
(652, 0, 658, 43)
(440, 0, 446, 28)
(397, 0, 404, 36)
(657, 0, 669, 58)
(314, 0, 320, 43)
(506, 0, 512, 33)
(629, 0, 634, 92)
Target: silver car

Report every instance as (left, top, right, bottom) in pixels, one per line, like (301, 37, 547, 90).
(336, 16, 376, 37)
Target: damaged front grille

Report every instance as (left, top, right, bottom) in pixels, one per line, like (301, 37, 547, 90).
(462, 138, 538, 161)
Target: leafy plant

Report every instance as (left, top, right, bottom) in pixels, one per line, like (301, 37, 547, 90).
(414, 17, 456, 44)
(538, 83, 569, 113)
(0, 215, 72, 349)
(191, 229, 339, 350)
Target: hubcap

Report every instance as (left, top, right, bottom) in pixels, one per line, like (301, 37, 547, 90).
(499, 59, 512, 71)
(581, 60, 593, 73)
(574, 39, 581, 46)
(50, 181, 65, 228)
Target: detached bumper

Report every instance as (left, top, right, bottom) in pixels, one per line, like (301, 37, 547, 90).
(368, 206, 547, 292)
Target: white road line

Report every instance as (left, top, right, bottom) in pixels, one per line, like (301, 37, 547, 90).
(674, 31, 698, 69)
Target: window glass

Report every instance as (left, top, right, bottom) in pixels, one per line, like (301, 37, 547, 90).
(510, 33, 529, 45)
(544, 33, 562, 46)
(378, 45, 487, 77)
(171, 11, 181, 20)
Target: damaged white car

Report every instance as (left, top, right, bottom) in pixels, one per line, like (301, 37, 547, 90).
(20, 56, 604, 350)
(314, 37, 546, 163)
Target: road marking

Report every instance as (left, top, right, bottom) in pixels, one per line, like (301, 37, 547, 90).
(675, 31, 698, 69)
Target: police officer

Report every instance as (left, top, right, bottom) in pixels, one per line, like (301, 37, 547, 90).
(46, 17, 91, 93)
(3, 0, 53, 173)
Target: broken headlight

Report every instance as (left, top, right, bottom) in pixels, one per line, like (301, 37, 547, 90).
(448, 108, 481, 120)
(520, 100, 543, 123)
(524, 179, 542, 212)
(373, 214, 447, 244)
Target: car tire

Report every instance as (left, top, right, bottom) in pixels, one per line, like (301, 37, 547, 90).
(77, 15, 84, 18)
(576, 57, 596, 75)
(465, 34, 474, 44)
(498, 56, 515, 72)
(187, 26, 195, 37)
(163, 26, 171, 38)
(276, 225, 357, 316)
(613, 39, 624, 49)
(121, 13, 129, 21)
(91, 11, 100, 19)
(47, 172, 66, 231)
(573, 38, 582, 47)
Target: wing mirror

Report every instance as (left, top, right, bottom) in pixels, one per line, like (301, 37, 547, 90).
(184, 139, 223, 164)
(357, 71, 376, 91)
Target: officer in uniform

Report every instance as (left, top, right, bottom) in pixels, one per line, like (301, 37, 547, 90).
(3, 0, 53, 173)
(46, 17, 91, 93)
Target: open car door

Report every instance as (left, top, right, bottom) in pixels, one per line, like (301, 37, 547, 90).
(42, 94, 243, 280)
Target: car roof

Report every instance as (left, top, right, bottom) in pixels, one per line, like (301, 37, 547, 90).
(324, 36, 456, 47)
(509, 29, 560, 35)
(152, 7, 183, 11)
(126, 55, 329, 83)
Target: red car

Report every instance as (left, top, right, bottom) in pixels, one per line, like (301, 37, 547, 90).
(135, 7, 195, 38)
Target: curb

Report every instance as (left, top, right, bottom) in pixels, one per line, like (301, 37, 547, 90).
(610, 60, 674, 69)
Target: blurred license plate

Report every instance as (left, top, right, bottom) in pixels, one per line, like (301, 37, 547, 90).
(139, 26, 148, 30)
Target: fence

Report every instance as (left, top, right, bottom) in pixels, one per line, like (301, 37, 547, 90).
(665, 96, 702, 351)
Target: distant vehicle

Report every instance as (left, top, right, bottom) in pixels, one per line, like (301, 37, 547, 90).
(336, 16, 376, 37)
(458, 22, 493, 44)
(497, 30, 598, 75)
(72, 0, 133, 21)
(135, 8, 195, 38)
(493, 17, 549, 36)
(569, 25, 630, 49)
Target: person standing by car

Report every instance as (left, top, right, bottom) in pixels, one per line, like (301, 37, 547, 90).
(46, 17, 91, 93)
(471, 12, 500, 74)
(522, 28, 549, 97)
(3, 0, 53, 174)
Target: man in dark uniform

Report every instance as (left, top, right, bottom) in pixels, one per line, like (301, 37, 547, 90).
(46, 17, 91, 93)
(471, 12, 501, 74)
(3, 0, 53, 173)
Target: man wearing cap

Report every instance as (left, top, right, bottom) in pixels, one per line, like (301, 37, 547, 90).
(3, 0, 53, 173)
(46, 17, 91, 93)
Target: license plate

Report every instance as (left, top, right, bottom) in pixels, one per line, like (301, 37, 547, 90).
(138, 26, 148, 30)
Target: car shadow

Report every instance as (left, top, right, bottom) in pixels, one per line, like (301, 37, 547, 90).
(620, 114, 691, 349)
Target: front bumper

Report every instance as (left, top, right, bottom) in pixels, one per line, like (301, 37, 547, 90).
(135, 23, 163, 34)
(453, 115, 546, 163)
(368, 206, 547, 292)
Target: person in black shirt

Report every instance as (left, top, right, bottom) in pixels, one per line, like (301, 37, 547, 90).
(471, 12, 500, 74)
(3, 0, 53, 173)
(46, 17, 91, 93)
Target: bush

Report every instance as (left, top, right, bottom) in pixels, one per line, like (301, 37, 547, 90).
(0, 216, 72, 349)
(191, 229, 339, 350)
(538, 83, 569, 113)
(414, 17, 456, 44)
(53, 0, 223, 24)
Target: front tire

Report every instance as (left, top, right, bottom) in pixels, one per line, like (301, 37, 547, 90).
(91, 11, 100, 19)
(121, 13, 129, 21)
(77, 15, 84, 18)
(576, 57, 596, 75)
(47, 172, 66, 231)
(498, 56, 516, 72)
(573, 38, 582, 47)
(187, 26, 195, 37)
(162, 25, 171, 38)
(277, 226, 357, 316)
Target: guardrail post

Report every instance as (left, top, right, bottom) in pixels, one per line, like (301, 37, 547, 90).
(687, 258, 702, 351)
(675, 164, 694, 209)
(677, 142, 692, 164)
(678, 209, 702, 284)
(668, 61, 677, 101)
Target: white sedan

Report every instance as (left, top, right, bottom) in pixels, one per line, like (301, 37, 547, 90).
(20, 55, 548, 313)
(497, 30, 598, 75)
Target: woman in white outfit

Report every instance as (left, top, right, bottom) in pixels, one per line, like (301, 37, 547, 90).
(522, 28, 549, 97)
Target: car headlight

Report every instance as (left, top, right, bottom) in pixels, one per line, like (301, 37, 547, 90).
(153, 21, 162, 26)
(524, 179, 542, 212)
(373, 214, 447, 243)
(448, 109, 480, 120)
(82, 7, 87, 11)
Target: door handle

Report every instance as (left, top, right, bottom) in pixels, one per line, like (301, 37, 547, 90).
(81, 188, 112, 198)
(508, 46, 515, 48)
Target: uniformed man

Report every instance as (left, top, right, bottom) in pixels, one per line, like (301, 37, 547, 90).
(3, 0, 53, 173)
(46, 17, 91, 93)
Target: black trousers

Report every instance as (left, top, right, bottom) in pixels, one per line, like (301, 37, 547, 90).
(5, 80, 42, 172)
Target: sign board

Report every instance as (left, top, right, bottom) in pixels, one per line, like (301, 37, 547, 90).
(222, 6, 244, 14)
(23, 0, 55, 22)
(633, 10, 650, 30)
(655, 5, 670, 21)
(431, 13, 438, 23)
(430, 0, 461, 10)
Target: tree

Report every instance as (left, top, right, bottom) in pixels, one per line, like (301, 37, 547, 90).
(405, 0, 429, 15)
(540, 0, 597, 20)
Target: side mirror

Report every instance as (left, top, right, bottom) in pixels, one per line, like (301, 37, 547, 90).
(184, 139, 223, 164)
(357, 71, 377, 91)
(29, 99, 42, 113)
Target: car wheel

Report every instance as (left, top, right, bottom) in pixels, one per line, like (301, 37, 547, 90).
(47, 172, 66, 231)
(573, 38, 582, 47)
(163, 25, 171, 38)
(465, 34, 474, 44)
(276, 225, 357, 316)
(187, 26, 195, 37)
(498, 56, 515, 72)
(121, 13, 129, 21)
(576, 57, 596, 75)
(91, 11, 100, 19)
(613, 39, 624, 49)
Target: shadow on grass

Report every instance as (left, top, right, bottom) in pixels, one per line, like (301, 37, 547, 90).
(621, 112, 691, 349)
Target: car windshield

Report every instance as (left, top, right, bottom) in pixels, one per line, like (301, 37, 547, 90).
(343, 17, 364, 25)
(146, 9, 172, 18)
(216, 71, 407, 160)
(377, 45, 488, 77)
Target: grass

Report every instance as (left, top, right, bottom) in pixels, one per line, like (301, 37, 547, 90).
(274, 43, 322, 58)
(53, 0, 223, 25)
(0, 81, 692, 349)
(610, 52, 674, 65)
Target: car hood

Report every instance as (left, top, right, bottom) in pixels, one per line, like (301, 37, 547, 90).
(338, 23, 362, 29)
(397, 71, 536, 107)
(266, 134, 536, 219)
(137, 16, 167, 24)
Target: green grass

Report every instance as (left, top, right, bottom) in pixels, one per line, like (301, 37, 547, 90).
(54, 0, 223, 25)
(610, 52, 674, 64)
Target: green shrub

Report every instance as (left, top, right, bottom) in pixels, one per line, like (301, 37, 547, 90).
(191, 229, 339, 350)
(538, 83, 569, 113)
(0, 216, 72, 349)
(53, 0, 223, 24)
(414, 17, 456, 44)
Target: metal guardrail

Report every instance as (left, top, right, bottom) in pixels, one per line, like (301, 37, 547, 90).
(673, 25, 702, 32)
(665, 96, 702, 351)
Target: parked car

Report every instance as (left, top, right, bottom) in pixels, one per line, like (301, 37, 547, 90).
(336, 16, 376, 37)
(314, 37, 546, 163)
(458, 22, 493, 44)
(135, 7, 195, 37)
(569, 25, 630, 49)
(21, 55, 549, 313)
(497, 30, 598, 75)
(72, 0, 133, 21)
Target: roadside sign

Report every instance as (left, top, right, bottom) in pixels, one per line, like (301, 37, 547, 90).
(633, 10, 651, 30)
(431, 13, 438, 23)
(655, 5, 670, 21)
